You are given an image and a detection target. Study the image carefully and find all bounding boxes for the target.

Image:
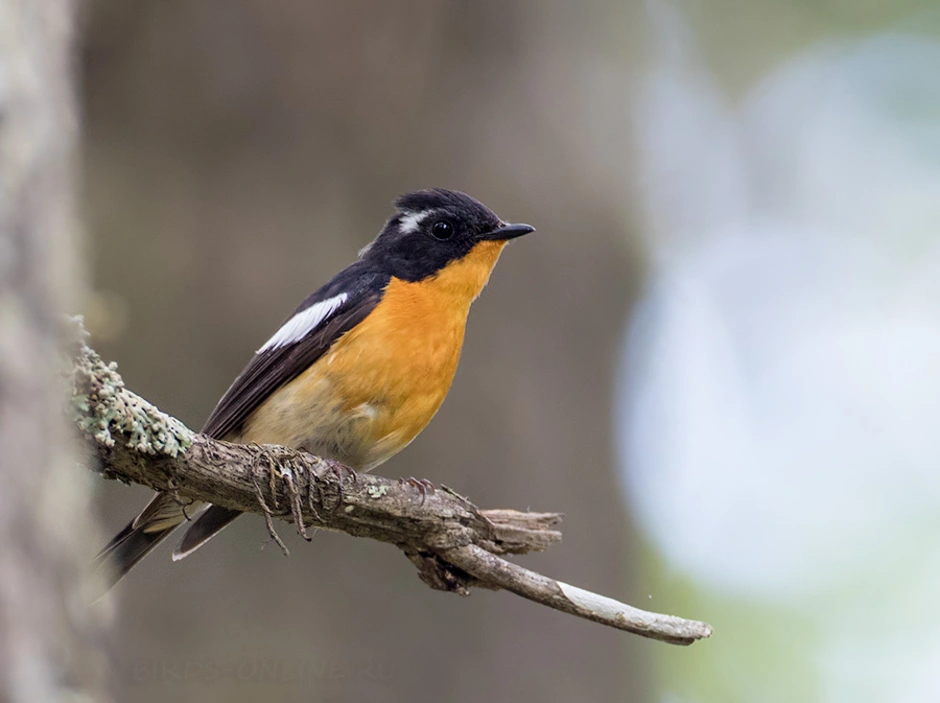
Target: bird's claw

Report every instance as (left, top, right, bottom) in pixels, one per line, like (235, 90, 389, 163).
(327, 462, 356, 508)
(398, 476, 435, 506)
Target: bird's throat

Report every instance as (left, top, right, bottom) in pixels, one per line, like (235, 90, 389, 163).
(422, 240, 508, 304)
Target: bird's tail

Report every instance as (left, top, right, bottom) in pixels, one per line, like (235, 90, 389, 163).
(93, 521, 178, 591)
(92, 492, 203, 595)
(172, 505, 241, 562)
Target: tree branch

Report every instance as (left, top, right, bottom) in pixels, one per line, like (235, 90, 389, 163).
(69, 321, 712, 646)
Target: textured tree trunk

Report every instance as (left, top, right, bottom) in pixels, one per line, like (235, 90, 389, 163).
(0, 2, 107, 701)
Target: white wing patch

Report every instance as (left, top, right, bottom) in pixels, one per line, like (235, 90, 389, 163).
(258, 293, 348, 352)
(398, 209, 433, 234)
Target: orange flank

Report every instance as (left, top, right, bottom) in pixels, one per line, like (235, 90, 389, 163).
(236, 241, 508, 469)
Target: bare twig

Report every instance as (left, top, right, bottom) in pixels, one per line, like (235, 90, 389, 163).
(69, 322, 712, 646)
(443, 545, 710, 645)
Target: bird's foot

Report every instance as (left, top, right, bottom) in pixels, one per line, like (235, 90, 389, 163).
(399, 476, 435, 506)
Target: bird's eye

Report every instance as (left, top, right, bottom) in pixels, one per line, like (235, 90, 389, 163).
(431, 220, 454, 241)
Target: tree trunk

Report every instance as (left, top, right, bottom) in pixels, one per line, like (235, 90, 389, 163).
(0, 2, 106, 701)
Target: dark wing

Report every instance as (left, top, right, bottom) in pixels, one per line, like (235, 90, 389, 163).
(201, 263, 388, 440)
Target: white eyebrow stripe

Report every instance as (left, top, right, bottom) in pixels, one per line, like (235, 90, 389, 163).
(258, 293, 348, 352)
(398, 209, 433, 234)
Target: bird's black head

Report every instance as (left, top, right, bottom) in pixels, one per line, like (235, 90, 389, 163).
(360, 188, 534, 282)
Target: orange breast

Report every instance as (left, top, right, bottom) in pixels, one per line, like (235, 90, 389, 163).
(238, 240, 507, 470)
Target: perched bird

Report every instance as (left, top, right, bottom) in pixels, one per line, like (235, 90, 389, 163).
(95, 188, 534, 591)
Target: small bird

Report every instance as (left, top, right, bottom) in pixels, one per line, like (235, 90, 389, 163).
(95, 188, 534, 591)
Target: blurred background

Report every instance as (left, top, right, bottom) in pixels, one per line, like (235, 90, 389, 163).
(80, 1, 940, 702)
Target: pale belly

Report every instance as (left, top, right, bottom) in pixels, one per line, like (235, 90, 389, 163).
(235, 365, 453, 471)
(234, 277, 475, 471)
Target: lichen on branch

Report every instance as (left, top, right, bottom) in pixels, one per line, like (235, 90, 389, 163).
(69, 318, 193, 457)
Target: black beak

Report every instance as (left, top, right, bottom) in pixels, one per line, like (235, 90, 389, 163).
(483, 222, 536, 241)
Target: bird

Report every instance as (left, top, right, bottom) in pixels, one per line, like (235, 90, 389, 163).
(94, 188, 534, 592)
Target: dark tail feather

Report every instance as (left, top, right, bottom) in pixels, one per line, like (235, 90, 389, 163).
(92, 520, 178, 595)
(173, 506, 241, 562)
